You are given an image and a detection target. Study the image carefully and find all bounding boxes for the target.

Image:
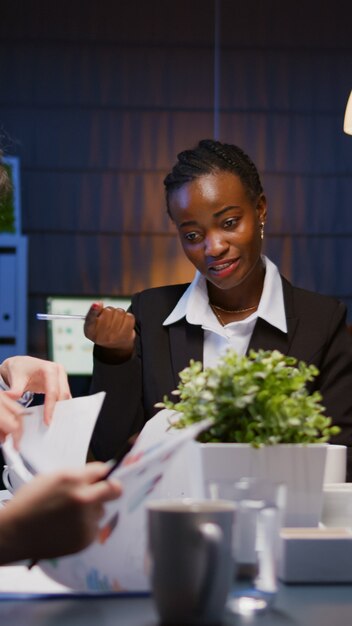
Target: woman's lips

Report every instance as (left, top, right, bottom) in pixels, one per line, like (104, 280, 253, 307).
(208, 258, 240, 279)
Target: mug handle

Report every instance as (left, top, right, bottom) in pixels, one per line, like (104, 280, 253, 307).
(2, 466, 14, 493)
(196, 522, 224, 612)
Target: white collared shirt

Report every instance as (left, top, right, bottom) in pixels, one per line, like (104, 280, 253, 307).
(163, 256, 287, 368)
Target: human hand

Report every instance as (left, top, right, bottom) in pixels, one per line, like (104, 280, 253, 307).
(84, 302, 136, 359)
(0, 391, 24, 449)
(0, 356, 71, 425)
(0, 462, 122, 564)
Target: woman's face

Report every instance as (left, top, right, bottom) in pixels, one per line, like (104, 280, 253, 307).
(168, 171, 267, 292)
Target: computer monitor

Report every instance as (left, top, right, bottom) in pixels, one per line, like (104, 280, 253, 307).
(46, 296, 131, 375)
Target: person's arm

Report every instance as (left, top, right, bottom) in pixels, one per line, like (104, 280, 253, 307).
(84, 301, 145, 462)
(89, 350, 144, 461)
(0, 463, 121, 564)
(0, 356, 71, 425)
(87, 286, 190, 463)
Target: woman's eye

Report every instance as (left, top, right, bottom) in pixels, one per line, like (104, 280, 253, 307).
(184, 231, 200, 242)
(223, 217, 238, 228)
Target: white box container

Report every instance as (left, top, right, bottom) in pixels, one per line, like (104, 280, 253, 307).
(278, 527, 352, 583)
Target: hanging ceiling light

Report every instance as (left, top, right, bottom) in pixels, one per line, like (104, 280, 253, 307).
(343, 91, 352, 135)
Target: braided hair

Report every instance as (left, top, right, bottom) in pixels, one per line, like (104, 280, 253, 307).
(164, 139, 263, 212)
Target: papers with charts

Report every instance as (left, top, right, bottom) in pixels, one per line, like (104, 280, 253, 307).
(1, 399, 208, 593)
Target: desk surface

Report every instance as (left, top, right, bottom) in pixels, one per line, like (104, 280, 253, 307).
(0, 583, 351, 626)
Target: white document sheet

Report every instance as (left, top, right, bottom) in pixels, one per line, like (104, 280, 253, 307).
(2, 392, 106, 477)
(131, 408, 206, 500)
(0, 565, 71, 595)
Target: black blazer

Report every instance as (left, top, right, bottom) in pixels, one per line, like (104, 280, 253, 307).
(90, 277, 352, 479)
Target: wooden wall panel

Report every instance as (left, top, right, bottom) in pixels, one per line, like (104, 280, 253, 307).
(1, 44, 215, 109)
(221, 0, 352, 48)
(22, 171, 171, 234)
(220, 111, 352, 174)
(221, 49, 352, 113)
(0, 0, 215, 44)
(263, 174, 352, 235)
(0, 109, 214, 169)
(264, 236, 352, 298)
(28, 233, 194, 294)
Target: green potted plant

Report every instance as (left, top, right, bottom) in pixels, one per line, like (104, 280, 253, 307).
(158, 349, 338, 445)
(157, 349, 341, 527)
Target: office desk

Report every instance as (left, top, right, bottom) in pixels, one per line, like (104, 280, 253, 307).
(0, 584, 351, 626)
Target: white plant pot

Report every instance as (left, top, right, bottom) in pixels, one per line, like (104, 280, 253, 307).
(199, 443, 329, 527)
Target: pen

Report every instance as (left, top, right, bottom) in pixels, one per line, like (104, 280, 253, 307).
(36, 314, 86, 320)
(27, 458, 120, 570)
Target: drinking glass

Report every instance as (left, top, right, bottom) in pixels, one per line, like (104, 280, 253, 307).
(208, 477, 286, 616)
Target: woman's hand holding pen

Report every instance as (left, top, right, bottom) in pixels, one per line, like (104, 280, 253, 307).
(84, 302, 136, 362)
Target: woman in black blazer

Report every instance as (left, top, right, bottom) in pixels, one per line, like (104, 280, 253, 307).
(85, 140, 352, 479)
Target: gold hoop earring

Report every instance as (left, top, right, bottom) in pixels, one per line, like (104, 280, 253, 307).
(260, 222, 265, 240)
